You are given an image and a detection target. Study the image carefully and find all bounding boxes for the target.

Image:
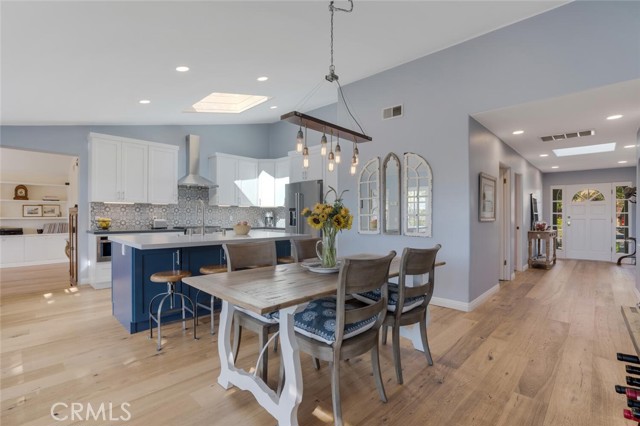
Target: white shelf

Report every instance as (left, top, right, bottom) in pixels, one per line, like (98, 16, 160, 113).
(0, 181, 67, 187)
(0, 217, 67, 220)
(0, 199, 66, 203)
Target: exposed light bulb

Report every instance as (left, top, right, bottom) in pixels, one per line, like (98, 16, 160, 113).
(320, 133, 327, 156)
(328, 151, 335, 172)
(328, 160, 335, 172)
(335, 141, 341, 164)
(302, 146, 309, 169)
(350, 163, 356, 175)
(296, 127, 304, 152)
(354, 146, 359, 165)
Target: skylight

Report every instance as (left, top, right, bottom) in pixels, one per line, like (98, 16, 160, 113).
(553, 143, 616, 157)
(187, 92, 270, 114)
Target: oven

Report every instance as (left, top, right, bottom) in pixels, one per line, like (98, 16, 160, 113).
(96, 236, 112, 262)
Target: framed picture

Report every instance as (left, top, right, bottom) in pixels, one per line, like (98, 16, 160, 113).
(23, 205, 43, 217)
(479, 173, 497, 222)
(42, 204, 61, 217)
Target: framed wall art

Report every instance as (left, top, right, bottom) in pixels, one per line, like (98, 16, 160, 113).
(42, 204, 61, 217)
(479, 173, 497, 222)
(23, 205, 43, 217)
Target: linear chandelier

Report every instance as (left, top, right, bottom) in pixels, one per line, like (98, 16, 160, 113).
(280, 0, 371, 176)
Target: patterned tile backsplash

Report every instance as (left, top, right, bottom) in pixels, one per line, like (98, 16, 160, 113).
(90, 187, 286, 231)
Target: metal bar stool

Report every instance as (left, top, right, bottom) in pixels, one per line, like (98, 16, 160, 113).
(148, 269, 196, 351)
(196, 264, 227, 334)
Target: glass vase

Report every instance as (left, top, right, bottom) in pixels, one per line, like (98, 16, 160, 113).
(317, 229, 337, 268)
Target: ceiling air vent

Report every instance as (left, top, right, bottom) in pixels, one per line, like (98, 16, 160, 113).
(540, 129, 595, 142)
(382, 105, 403, 120)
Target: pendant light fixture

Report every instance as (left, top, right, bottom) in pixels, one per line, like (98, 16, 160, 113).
(282, 1, 370, 173)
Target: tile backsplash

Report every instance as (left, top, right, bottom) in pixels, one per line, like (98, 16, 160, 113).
(90, 187, 286, 231)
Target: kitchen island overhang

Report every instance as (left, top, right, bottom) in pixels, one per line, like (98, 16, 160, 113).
(109, 231, 310, 333)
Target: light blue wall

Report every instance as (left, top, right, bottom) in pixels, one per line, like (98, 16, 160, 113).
(334, 1, 639, 304)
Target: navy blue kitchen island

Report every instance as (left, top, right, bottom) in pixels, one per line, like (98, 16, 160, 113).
(109, 231, 307, 333)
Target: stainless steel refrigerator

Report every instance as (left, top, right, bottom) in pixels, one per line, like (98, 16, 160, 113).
(285, 180, 323, 236)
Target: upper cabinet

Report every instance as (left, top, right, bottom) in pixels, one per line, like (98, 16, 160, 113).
(148, 145, 179, 204)
(89, 133, 178, 204)
(210, 154, 289, 207)
(289, 145, 337, 194)
(208, 153, 258, 206)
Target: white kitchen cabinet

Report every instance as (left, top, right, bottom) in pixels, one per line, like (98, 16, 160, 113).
(89, 134, 148, 203)
(257, 160, 276, 207)
(289, 146, 325, 183)
(148, 145, 179, 204)
(274, 157, 289, 207)
(208, 154, 258, 206)
(0, 236, 24, 266)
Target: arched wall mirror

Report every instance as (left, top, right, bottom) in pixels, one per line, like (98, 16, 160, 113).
(358, 157, 381, 234)
(403, 152, 432, 237)
(382, 153, 401, 234)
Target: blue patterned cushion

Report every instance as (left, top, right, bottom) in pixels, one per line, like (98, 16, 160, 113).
(235, 306, 279, 324)
(352, 283, 425, 313)
(291, 297, 377, 345)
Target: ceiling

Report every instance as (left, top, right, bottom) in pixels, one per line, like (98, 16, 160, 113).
(6, 1, 635, 175)
(473, 79, 640, 173)
(1, 0, 567, 126)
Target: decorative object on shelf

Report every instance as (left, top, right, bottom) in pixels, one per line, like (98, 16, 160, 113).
(534, 221, 548, 231)
(42, 205, 61, 217)
(479, 172, 497, 222)
(280, 0, 369, 174)
(13, 184, 28, 200)
(301, 186, 353, 268)
(22, 205, 42, 217)
(96, 217, 112, 230)
(233, 222, 251, 235)
(624, 186, 637, 203)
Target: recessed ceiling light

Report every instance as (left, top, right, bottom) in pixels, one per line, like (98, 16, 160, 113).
(512, 130, 524, 135)
(176, 66, 190, 72)
(539, 154, 549, 157)
(618, 160, 628, 164)
(270, 106, 278, 109)
(257, 76, 269, 82)
(624, 144, 636, 149)
(553, 142, 616, 157)
(139, 99, 151, 104)
(186, 92, 270, 114)
(551, 166, 559, 169)
(607, 114, 623, 120)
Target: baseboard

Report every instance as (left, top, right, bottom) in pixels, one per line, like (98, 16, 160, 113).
(431, 283, 500, 313)
(634, 286, 640, 303)
(521, 264, 529, 272)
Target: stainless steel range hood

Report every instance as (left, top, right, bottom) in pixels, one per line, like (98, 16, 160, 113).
(178, 135, 217, 188)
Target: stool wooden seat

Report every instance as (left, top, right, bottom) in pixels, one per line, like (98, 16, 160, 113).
(148, 269, 195, 351)
(199, 265, 227, 274)
(196, 264, 227, 335)
(150, 269, 192, 283)
(277, 256, 295, 264)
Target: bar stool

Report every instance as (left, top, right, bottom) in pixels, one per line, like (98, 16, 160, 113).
(148, 269, 196, 351)
(196, 264, 227, 335)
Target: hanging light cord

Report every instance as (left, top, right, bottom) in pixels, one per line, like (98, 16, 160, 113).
(327, 1, 366, 136)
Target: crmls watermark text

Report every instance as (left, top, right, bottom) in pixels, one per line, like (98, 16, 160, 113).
(50, 402, 132, 422)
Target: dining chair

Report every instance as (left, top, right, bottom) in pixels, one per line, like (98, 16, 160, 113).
(223, 241, 278, 383)
(354, 244, 441, 384)
(291, 251, 396, 426)
(292, 237, 321, 262)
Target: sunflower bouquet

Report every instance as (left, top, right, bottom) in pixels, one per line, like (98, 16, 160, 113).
(301, 186, 353, 268)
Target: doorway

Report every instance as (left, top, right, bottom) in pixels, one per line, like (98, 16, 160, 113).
(499, 166, 511, 280)
(565, 183, 612, 261)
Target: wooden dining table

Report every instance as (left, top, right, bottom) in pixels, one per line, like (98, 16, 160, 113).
(182, 256, 445, 426)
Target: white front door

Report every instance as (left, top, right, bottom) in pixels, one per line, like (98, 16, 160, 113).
(565, 183, 612, 261)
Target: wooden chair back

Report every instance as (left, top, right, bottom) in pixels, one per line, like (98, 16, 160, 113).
(335, 251, 396, 347)
(395, 244, 442, 316)
(223, 241, 277, 272)
(292, 237, 321, 262)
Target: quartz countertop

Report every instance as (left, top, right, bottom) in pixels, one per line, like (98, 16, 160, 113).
(108, 230, 308, 250)
(88, 226, 286, 235)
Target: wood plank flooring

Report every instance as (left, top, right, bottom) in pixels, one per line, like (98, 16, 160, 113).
(0, 260, 636, 426)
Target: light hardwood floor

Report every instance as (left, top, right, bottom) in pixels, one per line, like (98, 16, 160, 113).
(0, 260, 636, 425)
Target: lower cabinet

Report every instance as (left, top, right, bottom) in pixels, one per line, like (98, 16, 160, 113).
(0, 234, 67, 267)
(112, 241, 291, 333)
